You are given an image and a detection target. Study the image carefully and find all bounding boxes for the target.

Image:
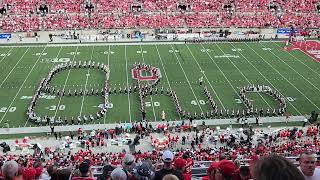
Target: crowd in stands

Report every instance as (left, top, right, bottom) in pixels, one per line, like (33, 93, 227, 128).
(0, 0, 319, 32)
(1, 123, 320, 179)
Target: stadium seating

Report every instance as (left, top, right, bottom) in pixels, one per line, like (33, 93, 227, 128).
(0, 0, 319, 31)
(0, 126, 319, 179)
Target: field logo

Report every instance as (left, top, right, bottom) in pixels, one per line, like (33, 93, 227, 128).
(132, 63, 162, 81)
(285, 40, 320, 62)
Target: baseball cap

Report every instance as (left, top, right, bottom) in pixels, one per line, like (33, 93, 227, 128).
(162, 150, 174, 162)
(110, 167, 127, 180)
(133, 161, 155, 180)
(174, 158, 186, 169)
(123, 154, 135, 166)
(218, 160, 238, 177)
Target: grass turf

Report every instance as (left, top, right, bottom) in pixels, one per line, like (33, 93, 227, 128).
(0, 41, 319, 128)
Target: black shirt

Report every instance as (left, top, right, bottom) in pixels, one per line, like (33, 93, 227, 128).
(154, 168, 184, 180)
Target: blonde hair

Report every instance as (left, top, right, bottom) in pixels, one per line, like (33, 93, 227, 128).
(162, 174, 179, 180)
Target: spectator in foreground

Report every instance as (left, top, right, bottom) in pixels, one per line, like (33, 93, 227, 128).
(238, 166, 251, 180)
(162, 174, 179, 180)
(72, 160, 94, 180)
(56, 168, 72, 180)
(202, 162, 219, 180)
(253, 154, 304, 180)
(154, 150, 184, 180)
(132, 161, 155, 180)
(174, 158, 191, 180)
(298, 151, 320, 179)
(98, 165, 115, 180)
(110, 168, 128, 180)
(1, 161, 20, 180)
(122, 153, 136, 173)
(215, 160, 240, 180)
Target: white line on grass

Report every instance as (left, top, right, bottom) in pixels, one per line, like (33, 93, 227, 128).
(155, 45, 181, 120)
(24, 46, 63, 127)
(272, 42, 320, 79)
(259, 42, 320, 95)
(124, 46, 132, 123)
(185, 44, 226, 111)
(0, 47, 47, 124)
(0, 47, 14, 64)
(214, 43, 272, 109)
(228, 42, 302, 115)
(79, 46, 94, 116)
(0, 48, 30, 88)
(199, 44, 244, 103)
(103, 45, 112, 124)
(53, 46, 79, 120)
(245, 42, 320, 111)
(169, 44, 204, 114)
(139, 44, 157, 121)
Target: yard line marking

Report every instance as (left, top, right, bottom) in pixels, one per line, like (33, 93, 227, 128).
(199, 44, 244, 103)
(0, 47, 47, 124)
(260, 42, 320, 95)
(155, 45, 181, 120)
(272, 42, 320, 79)
(103, 45, 111, 124)
(24, 46, 63, 127)
(185, 44, 226, 111)
(214, 43, 272, 109)
(79, 46, 94, 116)
(139, 44, 157, 122)
(0, 47, 14, 64)
(245, 42, 320, 111)
(124, 46, 132, 123)
(0, 48, 30, 88)
(53, 46, 79, 120)
(170, 44, 204, 114)
(229, 42, 302, 115)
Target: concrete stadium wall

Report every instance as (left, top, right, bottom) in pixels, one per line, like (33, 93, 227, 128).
(1, 28, 318, 44)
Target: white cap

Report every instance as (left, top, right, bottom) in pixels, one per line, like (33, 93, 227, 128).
(162, 150, 174, 162)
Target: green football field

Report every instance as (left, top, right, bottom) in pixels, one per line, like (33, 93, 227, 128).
(0, 41, 319, 128)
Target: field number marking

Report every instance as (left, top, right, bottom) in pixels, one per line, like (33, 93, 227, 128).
(0, 53, 10, 57)
(232, 48, 242, 52)
(41, 58, 70, 63)
(35, 52, 47, 56)
(98, 103, 113, 109)
(137, 51, 147, 54)
(200, 49, 211, 52)
(145, 101, 160, 107)
(286, 97, 296, 102)
(46, 105, 66, 111)
(68, 52, 80, 55)
(169, 50, 179, 53)
(103, 51, 114, 54)
(191, 100, 206, 105)
(0, 107, 16, 113)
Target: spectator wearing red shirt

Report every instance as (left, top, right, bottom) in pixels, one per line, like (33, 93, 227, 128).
(174, 158, 191, 180)
(72, 160, 94, 180)
(215, 160, 241, 180)
(202, 162, 219, 180)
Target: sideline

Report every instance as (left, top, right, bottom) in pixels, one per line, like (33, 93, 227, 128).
(0, 116, 304, 135)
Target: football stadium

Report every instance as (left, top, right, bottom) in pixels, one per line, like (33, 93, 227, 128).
(0, 0, 320, 179)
